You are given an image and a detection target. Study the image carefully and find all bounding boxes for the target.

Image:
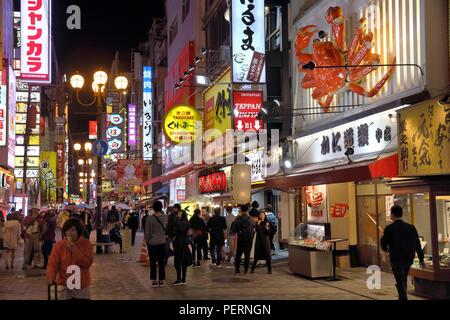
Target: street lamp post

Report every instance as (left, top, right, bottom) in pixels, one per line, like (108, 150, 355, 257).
(70, 71, 128, 252)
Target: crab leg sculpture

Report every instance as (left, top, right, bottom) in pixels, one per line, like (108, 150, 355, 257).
(296, 7, 396, 111)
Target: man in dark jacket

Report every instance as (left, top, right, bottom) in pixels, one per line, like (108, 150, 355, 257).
(207, 208, 227, 267)
(381, 205, 425, 300)
(232, 204, 255, 274)
(127, 211, 140, 246)
(189, 208, 207, 267)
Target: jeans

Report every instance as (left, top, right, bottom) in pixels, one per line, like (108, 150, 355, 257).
(192, 238, 203, 264)
(269, 233, 275, 251)
(235, 237, 252, 272)
(391, 262, 411, 300)
(202, 236, 209, 259)
(41, 240, 54, 268)
(148, 244, 166, 281)
(210, 243, 223, 266)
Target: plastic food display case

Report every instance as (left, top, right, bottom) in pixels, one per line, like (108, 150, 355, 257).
(288, 223, 333, 279)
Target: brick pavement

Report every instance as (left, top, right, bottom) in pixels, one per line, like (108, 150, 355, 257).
(0, 233, 425, 300)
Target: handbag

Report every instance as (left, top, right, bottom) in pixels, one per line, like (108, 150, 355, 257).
(154, 215, 174, 258)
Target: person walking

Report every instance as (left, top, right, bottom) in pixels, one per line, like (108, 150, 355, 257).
(189, 209, 205, 267)
(251, 211, 272, 274)
(127, 211, 139, 246)
(57, 210, 70, 239)
(207, 207, 227, 267)
(225, 207, 236, 262)
(3, 214, 21, 270)
(22, 208, 42, 269)
(109, 224, 123, 253)
(172, 210, 192, 285)
(233, 204, 255, 274)
(40, 210, 57, 269)
(265, 205, 278, 255)
(144, 201, 168, 288)
(381, 205, 425, 301)
(201, 209, 210, 260)
(47, 218, 94, 300)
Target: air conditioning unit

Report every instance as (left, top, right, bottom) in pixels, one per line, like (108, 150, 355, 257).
(219, 46, 230, 62)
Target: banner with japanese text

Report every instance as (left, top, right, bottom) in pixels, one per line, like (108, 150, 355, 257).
(398, 98, 450, 176)
(20, 0, 51, 83)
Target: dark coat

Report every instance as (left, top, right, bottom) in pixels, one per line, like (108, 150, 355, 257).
(381, 220, 424, 264)
(207, 215, 227, 246)
(127, 213, 139, 231)
(167, 212, 177, 238)
(232, 214, 255, 242)
(173, 219, 192, 268)
(189, 214, 207, 239)
(254, 221, 272, 261)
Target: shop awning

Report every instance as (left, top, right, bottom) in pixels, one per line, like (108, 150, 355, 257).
(160, 164, 207, 183)
(265, 153, 398, 190)
(155, 185, 169, 194)
(142, 175, 162, 187)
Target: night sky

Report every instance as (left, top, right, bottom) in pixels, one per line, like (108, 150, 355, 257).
(50, 0, 165, 140)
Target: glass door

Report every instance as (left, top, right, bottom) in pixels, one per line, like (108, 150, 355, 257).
(357, 196, 378, 267)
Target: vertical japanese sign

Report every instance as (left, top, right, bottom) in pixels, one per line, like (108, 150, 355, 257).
(233, 91, 263, 132)
(203, 70, 232, 141)
(231, 0, 266, 84)
(0, 85, 6, 146)
(55, 144, 65, 188)
(20, 0, 52, 84)
(143, 66, 153, 160)
(106, 114, 124, 154)
(128, 104, 137, 146)
(40, 151, 56, 203)
(305, 185, 328, 223)
(88, 121, 97, 140)
(8, 66, 16, 169)
(398, 98, 450, 176)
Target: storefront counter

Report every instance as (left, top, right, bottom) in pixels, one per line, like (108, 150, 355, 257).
(288, 244, 332, 279)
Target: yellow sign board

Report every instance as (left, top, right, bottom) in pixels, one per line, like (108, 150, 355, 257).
(398, 98, 450, 176)
(203, 70, 232, 141)
(40, 152, 57, 203)
(180, 202, 198, 220)
(163, 105, 202, 144)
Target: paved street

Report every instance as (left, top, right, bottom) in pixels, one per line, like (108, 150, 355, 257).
(0, 233, 424, 300)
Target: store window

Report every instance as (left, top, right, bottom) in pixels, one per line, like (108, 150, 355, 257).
(435, 195, 450, 270)
(356, 182, 433, 271)
(265, 6, 282, 51)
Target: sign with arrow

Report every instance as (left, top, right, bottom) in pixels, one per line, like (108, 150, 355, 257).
(233, 91, 263, 132)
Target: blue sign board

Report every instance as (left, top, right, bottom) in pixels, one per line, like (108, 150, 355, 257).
(92, 139, 109, 156)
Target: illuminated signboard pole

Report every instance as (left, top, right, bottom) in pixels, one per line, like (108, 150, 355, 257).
(21, 86, 32, 193)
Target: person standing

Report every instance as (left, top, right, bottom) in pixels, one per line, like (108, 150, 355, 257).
(172, 210, 192, 285)
(251, 211, 272, 274)
(47, 218, 94, 300)
(109, 224, 123, 253)
(233, 204, 255, 274)
(141, 209, 149, 232)
(189, 209, 205, 267)
(40, 210, 57, 269)
(22, 208, 42, 269)
(380, 205, 425, 301)
(207, 208, 227, 267)
(3, 214, 21, 270)
(265, 205, 278, 255)
(144, 201, 168, 288)
(201, 209, 210, 260)
(127, 211, 139, 246)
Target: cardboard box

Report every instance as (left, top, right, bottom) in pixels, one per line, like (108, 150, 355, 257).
(336, 255, 350, 268)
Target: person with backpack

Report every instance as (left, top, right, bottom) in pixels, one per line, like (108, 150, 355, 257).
(144, 201, 168, 288)
(232, 204, 255, 274)
(265, 205, 278, 255)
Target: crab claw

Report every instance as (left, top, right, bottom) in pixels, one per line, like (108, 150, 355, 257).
(326, 7, 344, 24)
(295, 25, 318, 64)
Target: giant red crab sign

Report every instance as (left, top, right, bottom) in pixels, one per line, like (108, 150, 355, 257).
(295, 7, 396, 112)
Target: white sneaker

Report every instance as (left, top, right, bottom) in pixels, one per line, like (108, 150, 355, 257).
(209, 263, 216, 267)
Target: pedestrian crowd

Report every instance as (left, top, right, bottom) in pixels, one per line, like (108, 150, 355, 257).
(143, 200, 279, 288)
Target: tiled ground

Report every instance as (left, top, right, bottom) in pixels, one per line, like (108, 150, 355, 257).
(0, 233, 425, 300)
